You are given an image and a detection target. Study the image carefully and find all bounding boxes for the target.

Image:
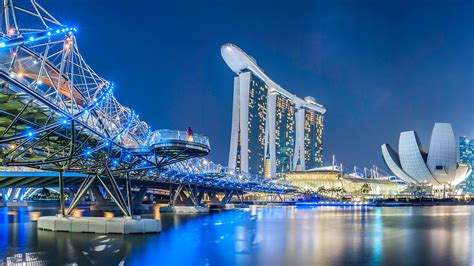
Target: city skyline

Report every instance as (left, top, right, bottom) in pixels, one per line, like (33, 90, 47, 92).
(0, 1, 474, 264)
(41, 0, 473, 170)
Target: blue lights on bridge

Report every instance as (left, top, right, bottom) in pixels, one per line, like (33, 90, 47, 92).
(0, 1, 295, 223)
(0, 26, 78, 49)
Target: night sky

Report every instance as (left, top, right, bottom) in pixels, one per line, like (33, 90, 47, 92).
(42, 0, 473, 171)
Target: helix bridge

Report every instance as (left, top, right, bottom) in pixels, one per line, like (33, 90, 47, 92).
(0, 0, 294, 218)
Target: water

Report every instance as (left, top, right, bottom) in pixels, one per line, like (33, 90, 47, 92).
(0, 205, 473, 265)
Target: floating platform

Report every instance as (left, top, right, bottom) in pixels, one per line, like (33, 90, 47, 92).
(159, 205, 209, 214)
(37, 215, 161, 234)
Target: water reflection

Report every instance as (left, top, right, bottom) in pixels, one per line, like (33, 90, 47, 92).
(103, 212, 114, 218)
(36, 230, 137, 264)
(72, 209, 84, 218)
(153, 204, 167, 220)
(29, 212, 41, 221)
(0, 205, 473, 265)
(2, 251, 47, 265)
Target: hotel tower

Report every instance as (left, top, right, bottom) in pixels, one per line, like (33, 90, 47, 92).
(221, 44, 326, 178)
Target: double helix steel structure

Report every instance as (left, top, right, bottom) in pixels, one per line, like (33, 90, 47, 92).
(0, 1, 294, 217)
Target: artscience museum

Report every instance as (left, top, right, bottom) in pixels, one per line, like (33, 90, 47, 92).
(381, 123, 471, 193)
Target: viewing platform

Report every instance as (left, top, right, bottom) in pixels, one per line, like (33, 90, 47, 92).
(149, 129, 211, 161)
(129, 129, 210, 157)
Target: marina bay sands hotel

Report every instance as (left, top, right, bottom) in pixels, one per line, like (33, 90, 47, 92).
(221, 44, 326, 178)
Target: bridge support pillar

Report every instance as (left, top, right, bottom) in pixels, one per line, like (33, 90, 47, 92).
(1, 188, 8, 202)
(91, 186, 106, 205)
(132, 187, 147, 206)
(125, 172, 132, 215)
(149, 193, 154, 204)
(59, 171, 65, 216)
(66, 168, 132, 217)
(0, 187, 28, 206)
(207, 189, 244, 209)
(16, 187, 26, 201)
(160, 184, 208, 213)
(170, 184, 202, 206)
(67, 188, 78, 203)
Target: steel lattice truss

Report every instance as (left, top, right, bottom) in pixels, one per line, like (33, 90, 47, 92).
(0, 0, 154, 173)
(0, 1, 294, 217)
(156, 158, 296, 193)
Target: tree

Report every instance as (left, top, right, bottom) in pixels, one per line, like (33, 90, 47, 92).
(317, 186, 327, 195)
(359, 183, 372, 194)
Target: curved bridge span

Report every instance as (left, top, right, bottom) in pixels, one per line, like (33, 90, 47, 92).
(0, 1, 294, 218)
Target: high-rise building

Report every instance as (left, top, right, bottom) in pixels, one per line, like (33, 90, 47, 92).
(222, 43, 326, 178)
(303, 99, 325, 170)
(459, 137, 474, 193)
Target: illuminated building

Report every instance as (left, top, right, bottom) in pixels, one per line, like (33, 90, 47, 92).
(285, 166, 405, 196)
(275, 94, 296, 173)
(381, 123, 472, 192)
(303, 102, 324, 169)
(222, 44, 326, 178)
(458, 137, 474, 193)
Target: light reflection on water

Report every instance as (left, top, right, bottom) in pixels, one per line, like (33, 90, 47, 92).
(72, 209, 84, 218)
(28, 212, 41, 221)
(153, 204, 167, 220)
(103, 211, 114, 218)
(0, 205, 473, 265)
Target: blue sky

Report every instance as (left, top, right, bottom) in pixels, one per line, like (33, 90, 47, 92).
(43, 0, 473, 170)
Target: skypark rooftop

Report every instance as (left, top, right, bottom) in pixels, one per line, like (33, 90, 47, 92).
(221, 43, 326, 114)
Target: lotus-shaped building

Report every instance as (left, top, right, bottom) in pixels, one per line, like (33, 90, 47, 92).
(381, 123, 471, 188)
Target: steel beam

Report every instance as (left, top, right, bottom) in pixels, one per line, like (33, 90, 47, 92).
(125, 171, 132, 215)
(66, 174, 96, 215)
(104, 165, 129, 215)
(97, 174, 130, 217)
(58, 171, 65, 216)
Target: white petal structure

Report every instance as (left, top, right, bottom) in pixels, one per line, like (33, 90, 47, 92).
(427, 123, 457, 184)
(381, 123, 471, 186)
(381, 144, 418, 184)
(398, 131, 436, 184)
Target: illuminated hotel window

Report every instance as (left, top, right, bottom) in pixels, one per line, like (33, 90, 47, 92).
(275, 94, 295, 173)
(304, 109, 324, 169)
(244, 72, 268, 175)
